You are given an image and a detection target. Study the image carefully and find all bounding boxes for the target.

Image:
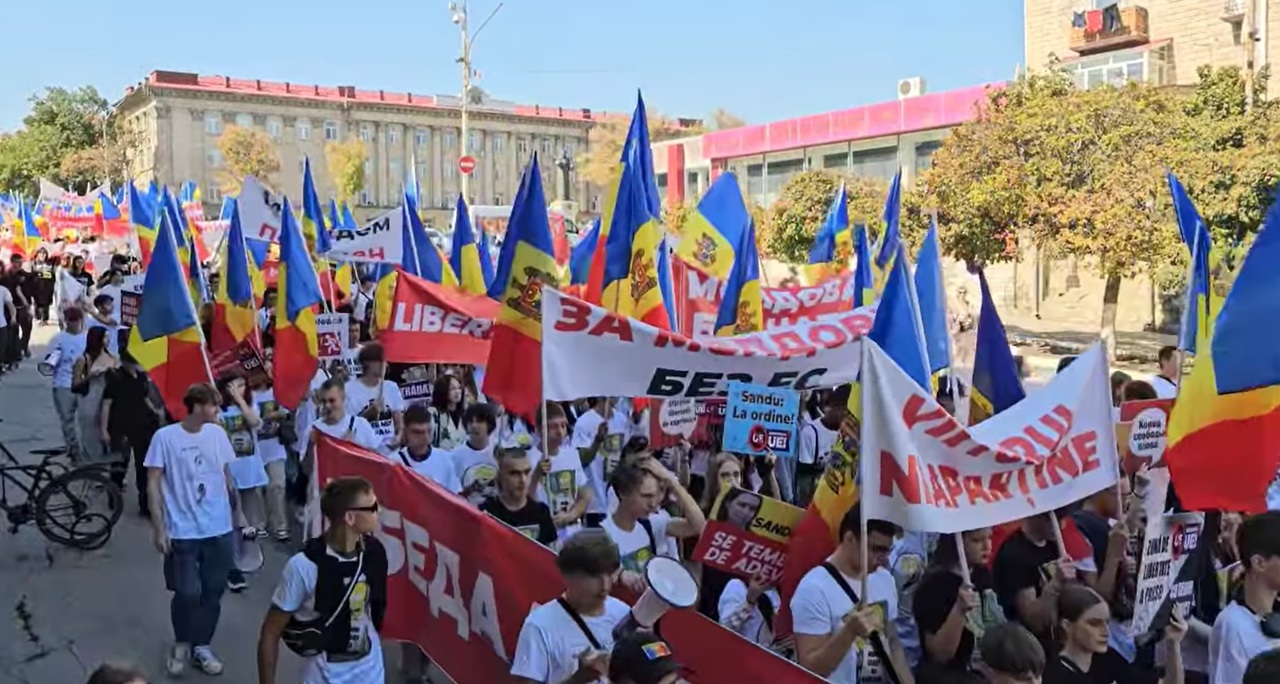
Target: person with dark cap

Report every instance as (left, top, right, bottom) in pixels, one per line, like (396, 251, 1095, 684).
(609, 631, 689, 684)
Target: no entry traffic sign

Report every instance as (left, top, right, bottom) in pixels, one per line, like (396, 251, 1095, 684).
(458, 155, 477, 176)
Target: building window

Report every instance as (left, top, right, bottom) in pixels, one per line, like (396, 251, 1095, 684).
(235, 113, 254, 129)
(415, 128, 430, 147)
(266, 116, 283, 139)
(849, 148, 899, 184)
(493, 134, 506, 152)
(204, 112, 222, 135)
(296, 118, 311, 141)
(494, 193, 503, 205)
(206, 150, 223, 168)
(914, 141, 944, 176)
(468, 131, 483, 155)
(443, 129, 457, 149)
(387, 125, 400, 145)
(517, 138, 529, 155)
(823, 152, 848, 169)
(324, 120, 340, 141)
(562, 140, 576, 158)
(207, 186, 223, 201)
(541, 137, 554, 155)
(359, 123, 374, 143)
(1067, 44, 1170, 90)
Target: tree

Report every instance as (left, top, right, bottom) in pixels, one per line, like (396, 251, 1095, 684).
(325, 138, 367, 205)
(579, 111, 703, 188)
(215, 125, 280, 193)
(59, 119, 141, 189)
(0, 86, 112, 196)
(709, 108, 747, 130)
(763, 170, 892, 264)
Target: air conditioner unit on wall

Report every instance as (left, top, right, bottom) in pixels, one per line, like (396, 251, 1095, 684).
(898, 77, 926, 100)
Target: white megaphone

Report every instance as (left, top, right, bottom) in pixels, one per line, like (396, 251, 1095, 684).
(613, 556, 699, 640)
(37, 349, 60, 377)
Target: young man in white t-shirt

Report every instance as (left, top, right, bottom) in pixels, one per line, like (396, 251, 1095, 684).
(257, 476, 387, 684)
(454, 402, 500, 507)
(571, 397, 629, 528)
(790, 503, 910, 684)
(1153, 344, 1180, 399)
(601, 460, 705, 593)
(144, 383, 240, 678)
(395, 403, 461, 493)
(511, 530, 632, 684)
(308, 378, 381, 453)
(1210, 511, 1280, 684)
(343, 343, 404, 453)
(530, 402, 592, 543)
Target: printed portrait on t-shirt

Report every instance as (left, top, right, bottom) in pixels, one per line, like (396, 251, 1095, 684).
(621, 545, 655, 575)
(354, 396, 396, 440)
(856, 600, 890, 684)
(256, 399, 283, 440)
(515, 525, 542, 541)
(461, 463, 498, 506)
(546, 469, 577, 516)
(222, 413, 255, 456)
(345, 572, 372, 657)
(602, 433, 624, 481)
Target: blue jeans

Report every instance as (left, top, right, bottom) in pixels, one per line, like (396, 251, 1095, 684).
(163, 533, 234, 646)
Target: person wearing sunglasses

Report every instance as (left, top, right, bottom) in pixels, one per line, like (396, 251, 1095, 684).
(791, 503, 912, 684)
(1209, 511, 1280, 684)
(258, 476, 387, 684)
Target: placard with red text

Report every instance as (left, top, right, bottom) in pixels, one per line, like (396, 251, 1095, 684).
(693, 486, 806, 583)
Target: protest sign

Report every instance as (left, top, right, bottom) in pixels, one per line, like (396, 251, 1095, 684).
(118, 274, 144, 326)
(693, 486, 806, 584)
(387, 362, 434, 408)
(315, 434, 826, 684)
(380, 271, 499, 366)
(237, 176, 284, 243)
(651, 399, 728, 449)
(541, 288, 874, 401)
(1117, 399, 1174, 475)
(327, 207, 403, 263)
(209, 338, 268, 386)
(860, 339, 1120, 533)
(315, 313, 349, 361)
(673, 258, 863, 337)
(723, 381, 800, 457)
(1132, 512, 1206, 638)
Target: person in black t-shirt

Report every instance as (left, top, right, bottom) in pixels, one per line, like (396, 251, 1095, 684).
(993, 513, 1076, 642)
(1043, 584, 1186, 684)
(913, 528, 1006, 683)
(101, 349, 164, 514)
(482, 446, 557, 547)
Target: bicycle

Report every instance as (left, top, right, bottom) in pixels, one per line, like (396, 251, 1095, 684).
(0, 438, 125, 550)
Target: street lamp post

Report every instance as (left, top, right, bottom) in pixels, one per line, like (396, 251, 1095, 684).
(450, 1, 503, 203)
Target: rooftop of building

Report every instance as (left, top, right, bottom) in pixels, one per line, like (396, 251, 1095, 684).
(120, 69, 607, 124)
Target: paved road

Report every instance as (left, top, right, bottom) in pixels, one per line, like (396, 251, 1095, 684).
(0, 325, 306, 683)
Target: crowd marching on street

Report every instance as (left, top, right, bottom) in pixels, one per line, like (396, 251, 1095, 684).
(4, 97, 1280, 684)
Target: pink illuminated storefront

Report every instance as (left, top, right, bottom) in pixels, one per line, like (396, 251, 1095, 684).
(651, 82, 999, 207)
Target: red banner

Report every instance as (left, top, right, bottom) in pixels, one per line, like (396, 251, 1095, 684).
(673, 258, 860, 336)
(377, 270, 500, 366)
(315, 434, 824, 684)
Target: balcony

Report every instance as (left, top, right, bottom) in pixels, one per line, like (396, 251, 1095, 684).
(1222, 0, 1246, 22)
(1070, 5, 1150, 55)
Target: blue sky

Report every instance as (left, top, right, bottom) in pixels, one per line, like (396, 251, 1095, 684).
(0, 0, 1023, 132)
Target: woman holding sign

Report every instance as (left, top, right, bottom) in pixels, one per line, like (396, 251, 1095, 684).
(1043, 584, 1186, 684)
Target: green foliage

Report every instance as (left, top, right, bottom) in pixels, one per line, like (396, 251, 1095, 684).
(763, 170, 890, 264)
(216, 126, 281, 193)
(0, 86, 111, 196)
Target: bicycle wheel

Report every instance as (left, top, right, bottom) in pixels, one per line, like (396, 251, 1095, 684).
(65, 513, 115, 551)
(34, 469, 123, 548)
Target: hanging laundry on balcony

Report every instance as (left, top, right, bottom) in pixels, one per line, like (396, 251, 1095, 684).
(1072, 11, 1086, 28)
(1085, 9, 1103, 33)
(1102, 5, 1122, 32)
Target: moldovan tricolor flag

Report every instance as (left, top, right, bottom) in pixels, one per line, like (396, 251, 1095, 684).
(1166, 192, 1280, 512)
(129, 207, 209, 419)
(211, 207, 258, 354)
(600, 150, 673, 329)
(450, 195, 490, 295)
(481, 155, 559, 421)
(272, 198, 324, 410)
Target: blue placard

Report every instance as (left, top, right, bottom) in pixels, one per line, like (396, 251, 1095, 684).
(722, 381, 801, 457)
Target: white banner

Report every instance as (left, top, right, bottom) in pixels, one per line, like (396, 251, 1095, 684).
(860, 340, 1120, 533)
(236, 176, 284, 243)
(540, 288, 876, 401)
(327, 208, 403, 264)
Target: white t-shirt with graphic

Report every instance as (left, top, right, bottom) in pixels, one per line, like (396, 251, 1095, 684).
(529, 446, 588, 541)
(1210, 601, 1280, 684)
(511, 596, 632, 684)
(252, 388, 289, 464)
(601, 510, 671, 574)
(143, 423, 235, 540)
(791, 564, 898, 684)
(453, 441, 498, 507)
(343, 378, 404, 450)
(272, 547, 385, 684)
(571, 409, 630, 516)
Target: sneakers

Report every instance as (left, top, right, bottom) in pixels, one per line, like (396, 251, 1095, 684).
(274, 529, 290, 542)
(192, 646, 224, 675)
(227, 573, 248, 593)
(166, 643, 190, 677)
